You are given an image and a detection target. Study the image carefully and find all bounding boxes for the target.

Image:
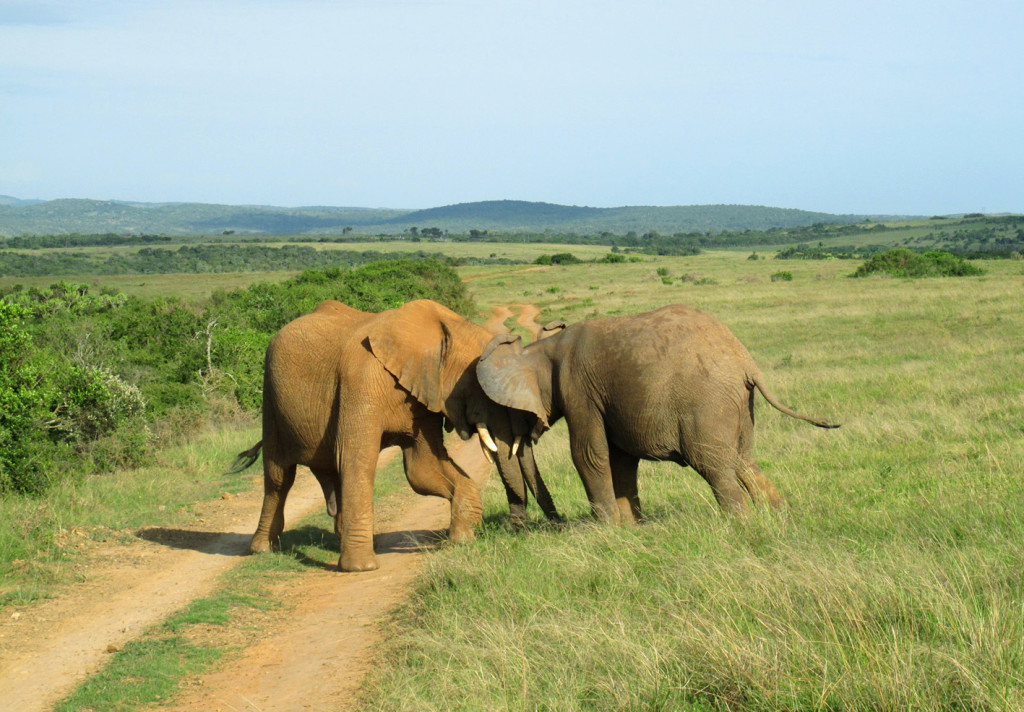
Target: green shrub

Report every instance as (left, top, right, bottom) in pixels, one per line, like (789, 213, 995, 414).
(771, 271, 794, 282)
(852, 249, 985, 278)
(0, 258, 470, 496)
(534, 253, 583, 266)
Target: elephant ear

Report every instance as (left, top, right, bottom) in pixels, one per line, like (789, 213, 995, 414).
(477, 333, 548, 430)
(366, 300, 483, 415)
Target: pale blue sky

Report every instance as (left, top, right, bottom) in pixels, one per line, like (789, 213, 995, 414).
(1, 0, 1021, 215)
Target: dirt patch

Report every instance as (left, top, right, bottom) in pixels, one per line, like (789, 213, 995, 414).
(156, 440, 493, 712)
(462, 265, 549, 283)
(485, 303, 543, 341)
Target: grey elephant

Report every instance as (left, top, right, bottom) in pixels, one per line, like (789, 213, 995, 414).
(229, 299, 559, 572)
(476, 304, 838, 523)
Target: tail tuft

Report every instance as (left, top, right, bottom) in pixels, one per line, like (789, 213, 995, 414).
(224, 441, 264, 475)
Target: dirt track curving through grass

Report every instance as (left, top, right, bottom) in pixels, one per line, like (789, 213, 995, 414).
(485, 303, 544, 340)
(0, 305, 537, 712)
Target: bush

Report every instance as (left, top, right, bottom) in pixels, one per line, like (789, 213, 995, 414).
(534, 253, 583, 266)
(771, 271, 794, 282)
(0, 258, 471, 496)
(852, 249, 985, 278)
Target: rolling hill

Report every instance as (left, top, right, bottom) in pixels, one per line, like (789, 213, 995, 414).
(0, 197, 892, 237)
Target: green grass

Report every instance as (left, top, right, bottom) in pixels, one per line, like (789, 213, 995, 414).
(12, 250, 1024, 710)
(0, 420, 262, 608)
(357, 253, 1024, 711)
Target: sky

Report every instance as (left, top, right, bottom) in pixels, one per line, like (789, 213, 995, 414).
(1, 0, 1022, 215)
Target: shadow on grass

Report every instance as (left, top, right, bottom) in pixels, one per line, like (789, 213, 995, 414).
(137, 523, 449, 571)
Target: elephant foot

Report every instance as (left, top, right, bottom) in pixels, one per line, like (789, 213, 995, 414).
(339, 550, 379, 572)
(249, 534, 278, 554)
(507, 503, 528, 529)
(448, 522, 476, 545)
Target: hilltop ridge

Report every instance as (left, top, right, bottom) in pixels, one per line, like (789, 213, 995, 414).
(0, 197, 898, 236)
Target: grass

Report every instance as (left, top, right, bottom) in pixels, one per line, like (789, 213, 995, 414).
(356, 253, 1024, 711)
(0, 418, 262, 609)
(9, 249, 1024, 710)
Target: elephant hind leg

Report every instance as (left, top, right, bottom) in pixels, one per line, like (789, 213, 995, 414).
(251, 459, 297, 554)
(734, 400, 785, 509)
(609, 446, 642, 525)
(688, 439, 750, 513)
(735, 459, 785, 509)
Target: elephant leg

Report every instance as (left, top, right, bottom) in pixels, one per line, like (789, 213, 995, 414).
(689, 439, 749, 513)
(336, 438, 381, 572)
(250, 458, 297, 554)
(736, 458, 785, 509)
(734, 402, 785, 509)
(402, 426, 482, 544)
(567, 416, 619, 524)
(609, 445, 641, 525)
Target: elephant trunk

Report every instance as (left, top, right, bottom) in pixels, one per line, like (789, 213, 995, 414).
(517, 440, 563, 524)
(484, 419, 530, 527)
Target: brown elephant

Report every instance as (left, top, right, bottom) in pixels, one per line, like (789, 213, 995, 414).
(476, 304, 838, 524)
(230, 299, 559, 572)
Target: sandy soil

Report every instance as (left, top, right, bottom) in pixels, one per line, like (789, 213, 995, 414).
(485, 303, 544, 340)
(0, 305, 532, 712)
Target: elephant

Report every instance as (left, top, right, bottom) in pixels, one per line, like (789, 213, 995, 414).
(476, 303, 838, 524)
(229, 298, 560, 572)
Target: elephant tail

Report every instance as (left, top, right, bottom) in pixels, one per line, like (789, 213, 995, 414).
(225, 441, 264, 474)
(749, 373, 840, 429)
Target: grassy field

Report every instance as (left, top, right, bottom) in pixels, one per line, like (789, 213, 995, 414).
(5, 247, 1024, 710)
(356, 253, 1024, 710)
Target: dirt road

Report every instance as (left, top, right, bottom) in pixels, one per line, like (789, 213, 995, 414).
(0, 305, 533, 712)
(0, 441, 492, 712)
(485, 303, 544, 340)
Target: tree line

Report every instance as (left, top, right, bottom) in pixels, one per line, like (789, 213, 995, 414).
(0, 244, 524, 278)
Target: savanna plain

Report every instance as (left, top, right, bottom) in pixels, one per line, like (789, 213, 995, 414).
(3, 244, 1023, 711)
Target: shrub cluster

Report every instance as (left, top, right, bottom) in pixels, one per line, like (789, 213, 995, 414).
(0, 258, 470, 495)
(852, 249, 985, 278)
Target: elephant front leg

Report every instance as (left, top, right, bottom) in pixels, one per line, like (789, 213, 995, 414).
(402, 427, 483, 544)
(251, 460, 297, 554)
(337, 441, 382, 572)
(567, 418, 619, 525)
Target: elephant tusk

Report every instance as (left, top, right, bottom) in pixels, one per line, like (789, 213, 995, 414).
(512, 435, 522, 458)
(476, 423, 499, 452)
(479, 438, 495, 464)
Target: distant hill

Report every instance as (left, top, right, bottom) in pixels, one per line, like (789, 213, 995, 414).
(0, 195, 44, 208)
(0, 197, 891, 237)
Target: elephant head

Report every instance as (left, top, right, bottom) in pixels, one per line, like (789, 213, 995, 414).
(365, 300, 559, 524)
(476, 332, 557, 443)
